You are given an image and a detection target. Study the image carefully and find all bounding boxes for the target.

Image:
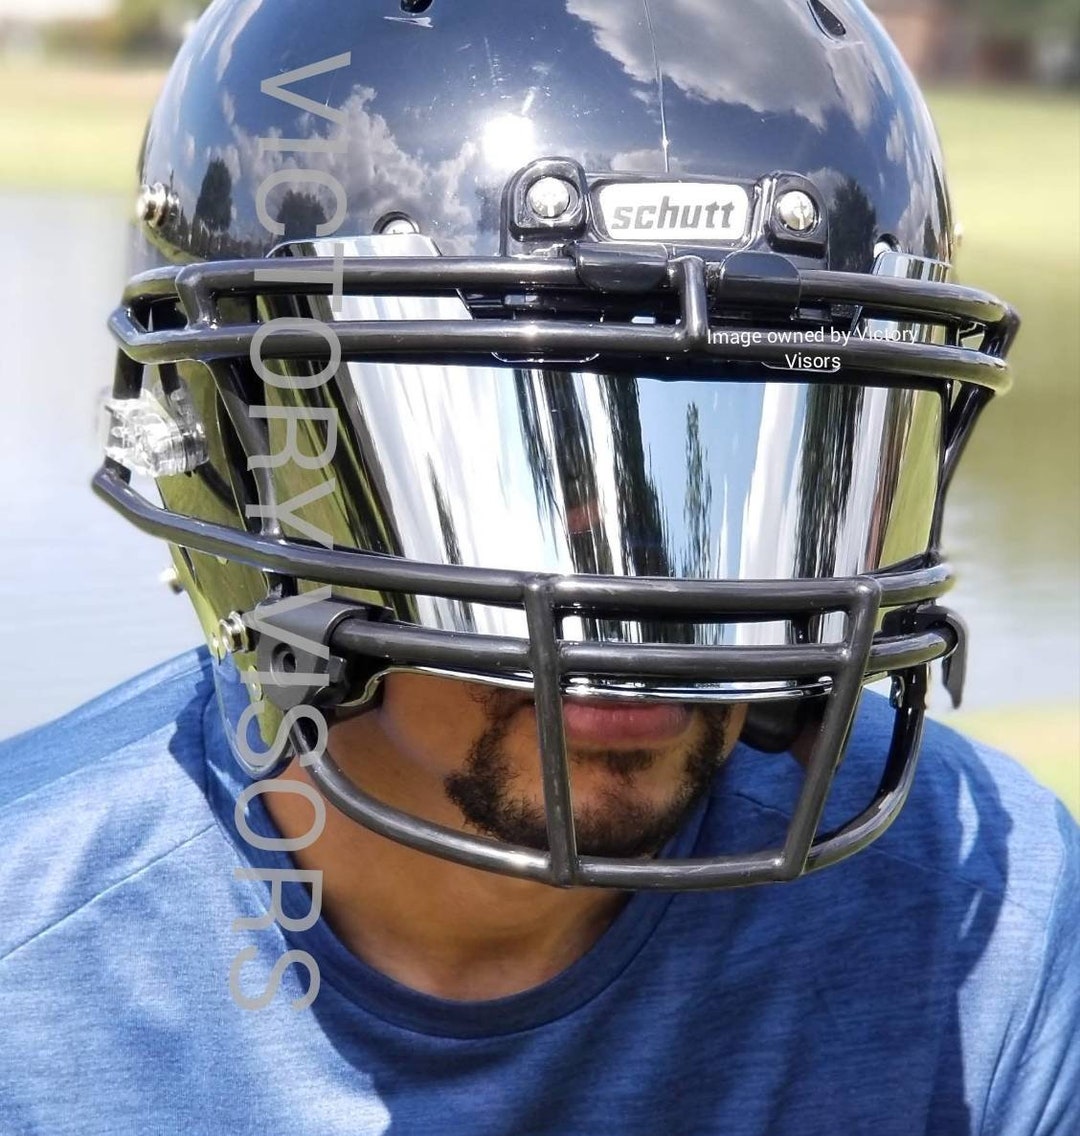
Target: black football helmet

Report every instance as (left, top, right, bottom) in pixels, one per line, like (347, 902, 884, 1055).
(96, 0, 1018, 889)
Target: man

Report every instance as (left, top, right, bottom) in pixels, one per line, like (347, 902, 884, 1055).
(1, 1, 1076, 1133)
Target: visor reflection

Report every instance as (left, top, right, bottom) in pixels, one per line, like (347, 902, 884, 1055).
(260, 237, 942, 659)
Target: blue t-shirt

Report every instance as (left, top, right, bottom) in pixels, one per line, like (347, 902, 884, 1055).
(0, 649, 1077, 1135)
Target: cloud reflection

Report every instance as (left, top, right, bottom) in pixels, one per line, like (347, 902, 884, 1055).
(566, 0, 886, 130)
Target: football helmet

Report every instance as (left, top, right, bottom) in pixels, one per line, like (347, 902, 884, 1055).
(96, 0, 1018, 889)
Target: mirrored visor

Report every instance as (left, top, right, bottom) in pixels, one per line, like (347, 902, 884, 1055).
(252, 236, 944, 699)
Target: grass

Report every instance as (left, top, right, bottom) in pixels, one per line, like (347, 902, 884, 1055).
(928, 88, 1079, 816)
(0, 61, 164, 193)
(1, 63, 1075, 812)
(929, 88, 1080, 274)
(947, 705, 1079, 817)
(928, 86, 1078, 516)
(929, 87, 1080, 404)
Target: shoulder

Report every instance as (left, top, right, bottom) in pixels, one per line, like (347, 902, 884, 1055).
(853, 695, 1077, 916)
(0, 648, 215, 802)
(880, 707, 1080, 1132)
(718, 690, 1078, 922)
(0, 649, 222, 962)
(704, 695, 1079, 1129)
(745, 692, 1076, 900)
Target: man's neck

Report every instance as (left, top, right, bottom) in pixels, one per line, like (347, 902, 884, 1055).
(262, 759, 627, 1002)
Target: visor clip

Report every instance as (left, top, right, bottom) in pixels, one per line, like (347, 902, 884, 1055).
(711, 250, 803, 312)
(572, 241, 670, 293)
(882, 604, 968, 710)
(940, 612, 969, 711)
(250, 595, 375, 713)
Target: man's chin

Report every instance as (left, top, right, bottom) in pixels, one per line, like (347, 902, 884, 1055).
(450, 765, 713, 859)
(466, 798, 695, 860)
(446, 701, 734, 859)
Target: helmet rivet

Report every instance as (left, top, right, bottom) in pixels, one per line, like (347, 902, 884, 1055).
(776, 190, 818, 234)
(218, 612, 251, 655)
(136, 182, 175, 230)
(527, 176, 575, 220)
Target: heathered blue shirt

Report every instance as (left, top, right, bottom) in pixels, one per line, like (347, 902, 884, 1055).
(0, 648, 1076, 1135)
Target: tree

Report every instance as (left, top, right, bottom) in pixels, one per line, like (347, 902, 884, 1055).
(110, 0, 213, 56)
(46, 0, 214, 60)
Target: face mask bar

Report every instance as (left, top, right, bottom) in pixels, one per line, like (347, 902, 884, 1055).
(107, 244, 1016, 395)
(93, 238, 1017, 889)
(267, 572, 952, 890)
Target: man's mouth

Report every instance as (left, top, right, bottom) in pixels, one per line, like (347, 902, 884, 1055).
(513, 695, 694, 750)
(562, 699, 693, 748)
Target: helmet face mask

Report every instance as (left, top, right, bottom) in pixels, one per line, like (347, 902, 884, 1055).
(97, 0, 1018, 890)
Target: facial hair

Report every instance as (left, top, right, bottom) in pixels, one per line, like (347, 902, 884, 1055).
(445, 701, 734, 858)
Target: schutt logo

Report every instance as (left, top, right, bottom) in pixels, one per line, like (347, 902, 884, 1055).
(609, 195, 737, 234)
(597, 182, 750, 242)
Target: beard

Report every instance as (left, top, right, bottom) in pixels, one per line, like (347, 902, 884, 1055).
(445, 699, 734, 859)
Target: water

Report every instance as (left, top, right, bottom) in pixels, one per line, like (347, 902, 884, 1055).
(1, 194, 1076, 737)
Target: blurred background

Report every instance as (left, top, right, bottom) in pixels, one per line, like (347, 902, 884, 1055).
(0, 0, 1076, 814)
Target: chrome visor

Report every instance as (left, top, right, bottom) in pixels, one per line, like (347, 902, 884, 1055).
(253, 237, 942, 679)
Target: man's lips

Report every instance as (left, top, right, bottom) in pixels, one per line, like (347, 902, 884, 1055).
(563, 699, 693, 748)
(514, 697, 693, 749)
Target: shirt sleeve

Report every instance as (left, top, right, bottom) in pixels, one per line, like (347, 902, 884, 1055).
(982, 800, 1080, 1136)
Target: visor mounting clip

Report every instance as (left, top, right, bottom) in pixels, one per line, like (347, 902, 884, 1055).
(882, 604, 968, 710)
(251, 596, 372, 713)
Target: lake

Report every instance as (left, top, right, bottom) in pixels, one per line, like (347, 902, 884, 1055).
(1, 193, 1076, 737)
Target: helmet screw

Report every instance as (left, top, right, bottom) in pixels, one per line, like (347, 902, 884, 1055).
(217, 612, 251, 655)
(873, 237, 898, 261)
(136, 182, 176, 230)
(527, 176, 575, 220)
(158, 566, 184, 595)
(890, 675, 907, 711)
(776, 190, 818, 234)
(377, 213, 420, 236)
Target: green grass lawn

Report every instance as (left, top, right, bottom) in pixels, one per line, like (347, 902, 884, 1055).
(0, 62, 164, 193)
(930, 88, 1079, 816)
(1, 64, 1075, 812)
(930, 89, 1080, 275)
(930, 87, 1079, 407)
(948, 705, 1079, 816)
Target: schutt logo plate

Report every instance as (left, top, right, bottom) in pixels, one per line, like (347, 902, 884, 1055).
(596, 181, 751, 243)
